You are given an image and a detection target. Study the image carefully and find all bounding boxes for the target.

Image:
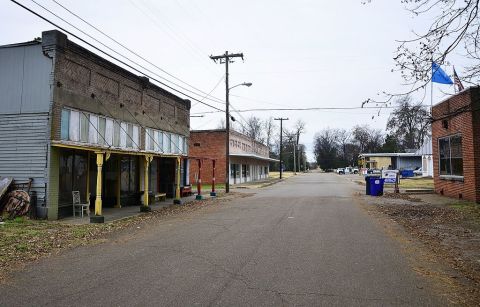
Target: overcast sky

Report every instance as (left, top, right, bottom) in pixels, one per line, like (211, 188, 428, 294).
(1, 0, 468, 160)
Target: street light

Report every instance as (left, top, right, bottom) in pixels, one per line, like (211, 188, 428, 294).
(226, 82, 252, 193)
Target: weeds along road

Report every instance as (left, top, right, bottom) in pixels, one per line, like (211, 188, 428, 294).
(0, 173, 446, 306)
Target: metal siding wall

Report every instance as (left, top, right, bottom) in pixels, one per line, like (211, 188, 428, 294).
(0, 113, 49, 205)
(0, 44, 51, 114)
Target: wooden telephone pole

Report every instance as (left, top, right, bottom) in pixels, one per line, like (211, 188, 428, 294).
(274, 117, 289, 179)
(210, 51, 244, 193)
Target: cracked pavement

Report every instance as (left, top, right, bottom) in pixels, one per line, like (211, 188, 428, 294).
(0, 173, 446, 306)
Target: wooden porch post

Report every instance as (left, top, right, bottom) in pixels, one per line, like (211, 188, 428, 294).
(196, 159, 203, 200)
(174, 157, 182, 204)
(141, 155, 153, 212)
(210, 159, 217, 197)
(115, 156, 121, 208)
(90, 152, 105, 223)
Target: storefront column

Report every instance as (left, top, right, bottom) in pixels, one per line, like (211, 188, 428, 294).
(90, 152, 105, 223)
(115, 157, 121, 208)
(196, 159, 203, 200)
(210, 159, 217, 197)
(174, 157, 182, 204)
(141, 155, 153, 212)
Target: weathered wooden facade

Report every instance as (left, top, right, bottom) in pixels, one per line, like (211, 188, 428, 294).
(0, 30, 190, 221)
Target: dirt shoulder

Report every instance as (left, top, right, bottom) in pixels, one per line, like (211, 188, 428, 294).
(358, 191, 480, 306)
(0, 191, 252, 283)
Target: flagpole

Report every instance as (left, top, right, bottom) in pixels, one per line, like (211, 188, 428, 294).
(430, 60, 433, 111)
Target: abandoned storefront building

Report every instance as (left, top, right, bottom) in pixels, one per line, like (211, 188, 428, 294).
(0, 30, 190, 221)
(432, 86, 480, 203)
(188, 129, 276, 185)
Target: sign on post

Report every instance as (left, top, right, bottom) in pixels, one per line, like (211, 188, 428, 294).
(382, 170, 399, 184)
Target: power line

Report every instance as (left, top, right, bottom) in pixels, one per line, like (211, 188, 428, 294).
(49, 0, 226, 105)
(191, 106, 400, 115)
(191, 74, 226, 107)
(10, 0, 226, 113)
(33, 0, 226, 106)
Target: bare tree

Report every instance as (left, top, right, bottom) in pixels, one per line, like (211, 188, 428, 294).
(217, 119, 225, 129)
(352, 125, 384, 153)
(386, 95, 430, 150)
(242, 116, 265, 143)
(334, 129, 351, 161)
(264, 117, 277, 152)
(363, 0, 480, 104)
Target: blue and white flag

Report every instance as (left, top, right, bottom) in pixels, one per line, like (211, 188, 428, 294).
(432, 62, 453, 84)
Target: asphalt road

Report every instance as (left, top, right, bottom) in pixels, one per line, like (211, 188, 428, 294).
(1, 173, 445, 306)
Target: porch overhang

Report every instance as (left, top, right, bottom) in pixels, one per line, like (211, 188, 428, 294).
(230, 153, 279, 162)
(51, 140, 187, 158)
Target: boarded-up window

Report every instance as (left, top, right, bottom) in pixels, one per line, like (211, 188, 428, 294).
(89, 115, 98, 144)
(80, 112, 89, 143)
(120, 123, 127, 148)
(113, 121, 120, 147)
(61, 109, 70, 140)
(69, 110, 80, 141)
(105, 119, 114, 146)
(133, 125, 139, 149)
(98, 117, 106, 145)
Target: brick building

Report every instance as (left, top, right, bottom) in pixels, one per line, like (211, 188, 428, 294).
(0, 30, 190, 221)
(188, 129, 277, 185)
(431, 86, 480, 202)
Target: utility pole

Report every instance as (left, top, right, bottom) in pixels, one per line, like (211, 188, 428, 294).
(293, 143, 296, 175)
(210, 51, 244, 193)
(296, 132, 301, 172)
(274, 118, 289, 179)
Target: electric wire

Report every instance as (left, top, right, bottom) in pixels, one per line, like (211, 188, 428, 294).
(10, 0, 225, 113)
(31, 0, 226, 107)
(50, 0, 226, 105)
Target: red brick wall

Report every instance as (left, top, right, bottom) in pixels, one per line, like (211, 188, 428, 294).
(432, 87, 480, 202)
(189, 131, 226, 185)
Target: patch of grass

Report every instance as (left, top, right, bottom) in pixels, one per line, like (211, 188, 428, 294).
(269, 171, 296, 179)
(399, 178, 434, 189)
(448, 201, 480, 224)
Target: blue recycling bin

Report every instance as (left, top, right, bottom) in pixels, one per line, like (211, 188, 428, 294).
(401, 170, 414, 178)
(364, 175, 380, 195)
(369, 177, 385, 196)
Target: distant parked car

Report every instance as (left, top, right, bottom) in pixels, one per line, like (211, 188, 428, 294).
(352, 167, 359, 174)
(367, 168, 381, 175)
(336, 168, 345, 175)
(414, 167, 423, 176)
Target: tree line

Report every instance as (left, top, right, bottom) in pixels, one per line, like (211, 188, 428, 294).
(313, 96, 430, 170)
(218, 116, 308, 172)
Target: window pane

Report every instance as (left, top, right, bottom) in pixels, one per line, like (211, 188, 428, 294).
(89, 115, 98, 144)
(80, 112, 89, 143)
(450, 135, 462, 158)
(113, 121, 120, 147)
(439, 138, 450, 175)
(133, 125, 139, 149)
(451, 158, 463, 176)
(69, 110, 80, 141)
(153, 130, 159, 152)
(165, 133, 171, 153)
(61, 109, 70, 140)
(120, 123, 127, 148)
(158, 131, 163, 152)
(126, 124, 133, 148)
(105, 119, 113, 146)
(98, 117, 106, 146)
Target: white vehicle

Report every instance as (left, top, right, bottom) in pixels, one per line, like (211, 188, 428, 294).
(344, 167, 359, 174)
(336, 168, 345, 174)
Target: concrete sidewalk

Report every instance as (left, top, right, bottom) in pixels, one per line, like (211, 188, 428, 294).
(61, 193, 216, 225)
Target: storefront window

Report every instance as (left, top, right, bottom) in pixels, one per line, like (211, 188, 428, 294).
(59, 151, 88, 205)
(439, 135, 463, 176)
